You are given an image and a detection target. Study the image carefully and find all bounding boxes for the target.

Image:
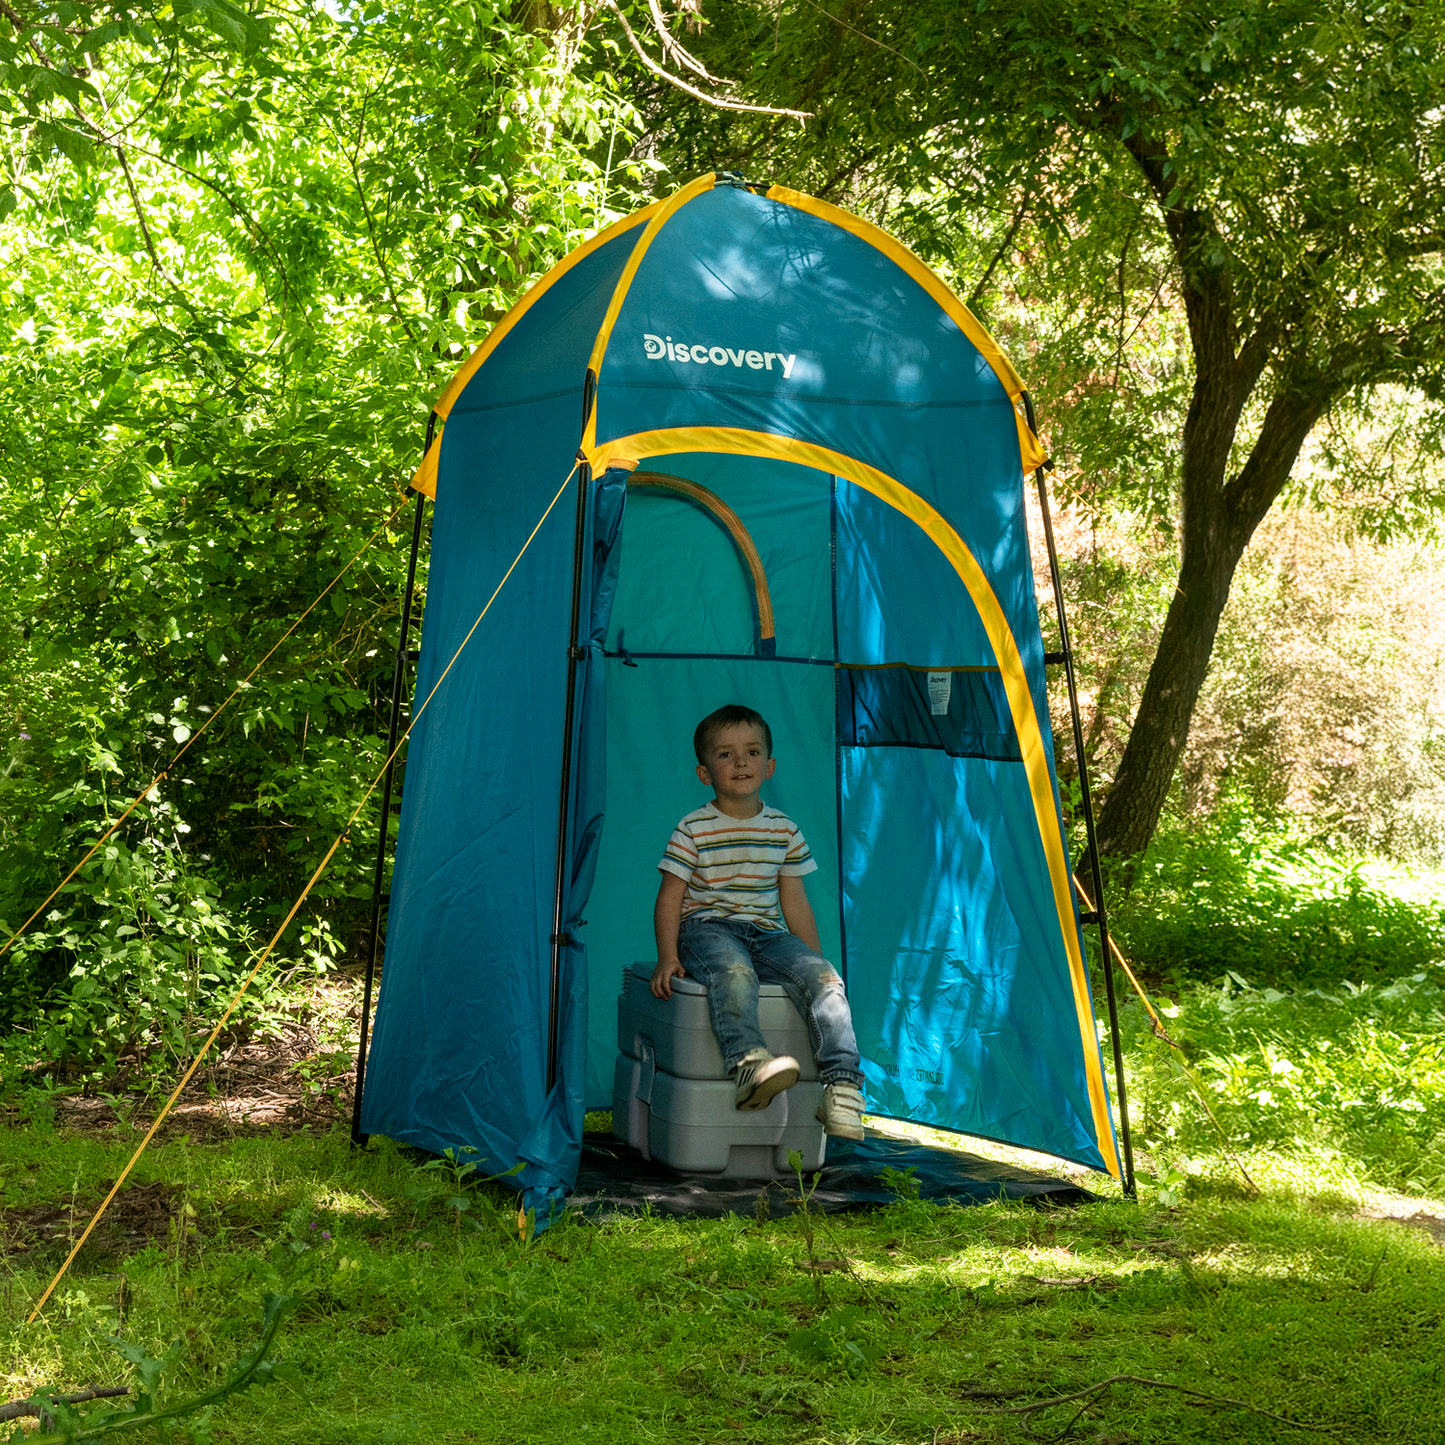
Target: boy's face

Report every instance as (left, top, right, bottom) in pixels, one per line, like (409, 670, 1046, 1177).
(696, 723, 775, 811)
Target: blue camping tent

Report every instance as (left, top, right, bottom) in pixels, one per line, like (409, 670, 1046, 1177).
(357, 174, 1121, 1210)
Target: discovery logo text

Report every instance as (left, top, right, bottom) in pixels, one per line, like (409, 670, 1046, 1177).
(643, 333, 797, 379)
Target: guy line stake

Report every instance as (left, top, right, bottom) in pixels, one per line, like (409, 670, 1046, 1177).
(27, 464, 579, 1323)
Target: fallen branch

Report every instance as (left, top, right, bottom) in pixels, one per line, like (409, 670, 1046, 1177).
(1019, 1274, 1118, 1290)
(976, 1373, 1337, 1435)
(0, 1387, 130, 1423)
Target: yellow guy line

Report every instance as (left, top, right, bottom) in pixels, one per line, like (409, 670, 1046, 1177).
(1, 494, 412, 965)
(1071, 875, 1259, 1195)
(27, 462, 580, 1323)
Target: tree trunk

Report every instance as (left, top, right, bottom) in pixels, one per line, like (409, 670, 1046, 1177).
(1093, 518, 1248, 859)
(1093, 379, 1332, 859)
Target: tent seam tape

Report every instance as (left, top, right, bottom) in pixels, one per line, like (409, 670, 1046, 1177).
(430, 201, 666, 425)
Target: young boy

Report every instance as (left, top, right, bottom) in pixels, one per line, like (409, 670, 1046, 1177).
(651, 704, 866, 1140)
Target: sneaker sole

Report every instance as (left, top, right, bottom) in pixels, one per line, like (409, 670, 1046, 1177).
(736, 1061, 800, 1111)
(817, 1116, 865, 1140)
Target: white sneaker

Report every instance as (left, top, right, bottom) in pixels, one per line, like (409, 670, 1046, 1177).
(733, 1049, 800, 1111)
(816, 1082, 866, 1139)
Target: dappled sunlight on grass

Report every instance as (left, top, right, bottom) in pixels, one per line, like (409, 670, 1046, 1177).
(5, 833, 1445, 1443)
(2, 1119, 1443, 1443)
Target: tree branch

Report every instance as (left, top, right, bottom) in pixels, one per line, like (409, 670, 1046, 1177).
(0, 1388, 129, 1424)
(644, 0, 733, 87)
(114, 144, 201, 316)
(796, 0, 924, 78)
(30, 47, 298, 316)
(124, 143, 295, 312)
(1232, 319, 1276, 405)
(1103, 109, 1250, 506)
(352, 90, 417, 342)
(967, 194, 1028, 308)
(979, 1373, 1336, 1434)
(602, 0, 812, 121)
(89, 38, 178, 145)
(1222, 372, 1334, 533)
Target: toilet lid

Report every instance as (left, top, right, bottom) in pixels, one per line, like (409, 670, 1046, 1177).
(631, 961, 790, 998)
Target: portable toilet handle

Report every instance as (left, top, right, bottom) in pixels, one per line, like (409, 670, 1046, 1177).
(637, 1038, 656, 1105)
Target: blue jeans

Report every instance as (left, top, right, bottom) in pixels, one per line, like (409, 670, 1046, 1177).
(676, 916, 864, 1088)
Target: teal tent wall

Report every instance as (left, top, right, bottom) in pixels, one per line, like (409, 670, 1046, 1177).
(359, 176, 1120, 1209)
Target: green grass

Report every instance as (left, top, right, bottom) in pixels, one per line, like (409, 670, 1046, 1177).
(5, 824, 1444, 1443)
(3, 1121, 1444, 1445)
(1108, 807, 1445, 992)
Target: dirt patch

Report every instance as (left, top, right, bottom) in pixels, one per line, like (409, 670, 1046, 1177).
(1356, 1193, 1445, 1249)
(1366, 1210, 1445, 1248)
(1, 1180, 181, 1259)
(28, 1000, 359, 1145)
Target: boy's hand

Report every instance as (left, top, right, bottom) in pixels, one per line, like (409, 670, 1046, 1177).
(651, 959, 686, 999)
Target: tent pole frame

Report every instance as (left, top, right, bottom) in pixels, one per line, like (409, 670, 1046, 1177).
(548, 376, 598, 1094)
(351, 417, 433, 1148)
(1022, 393, 1136, 1197)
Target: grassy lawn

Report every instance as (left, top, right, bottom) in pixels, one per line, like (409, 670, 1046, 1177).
(3, 1107, 1444, 1444)
(5, 841, 1444, 1443)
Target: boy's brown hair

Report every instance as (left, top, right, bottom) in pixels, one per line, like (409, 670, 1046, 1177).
(693, 704, 773, 765)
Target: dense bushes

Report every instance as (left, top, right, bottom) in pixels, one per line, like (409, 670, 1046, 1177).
(0, 0, 652, 1079)
(1123, 976, 1445, 1194)
(1108, 811, 1445, 1194)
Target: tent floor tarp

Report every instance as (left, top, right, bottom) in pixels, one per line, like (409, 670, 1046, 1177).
(568, 1130, 1096, 1219)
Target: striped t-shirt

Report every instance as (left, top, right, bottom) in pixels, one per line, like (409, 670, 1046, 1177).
(659, 802, 817, 930)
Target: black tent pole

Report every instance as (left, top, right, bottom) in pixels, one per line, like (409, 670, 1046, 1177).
(351, 416, 433, 1148)
(1022, 393, 1136, 1197)
(547, 373, 597, 1094)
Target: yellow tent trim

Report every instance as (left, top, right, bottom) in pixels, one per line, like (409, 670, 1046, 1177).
(420, 176, 1047, 494)
(410, 439, 440, 498)
(581, 173, 716, 456)
(765, 186, 1048, 475)
(589, 423, 1118, 1177)
(429, 199, 666, 426)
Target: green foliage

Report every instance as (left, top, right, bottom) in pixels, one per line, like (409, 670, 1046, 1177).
(877, 1163, 921, 1202)
(783, 1305, 882, 1373)
(413, 1146, 530, 1249)
(1110, 804, 1445, 991)
(0, 0, 656, 1078)
(1124, 973, 1445, 1194)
